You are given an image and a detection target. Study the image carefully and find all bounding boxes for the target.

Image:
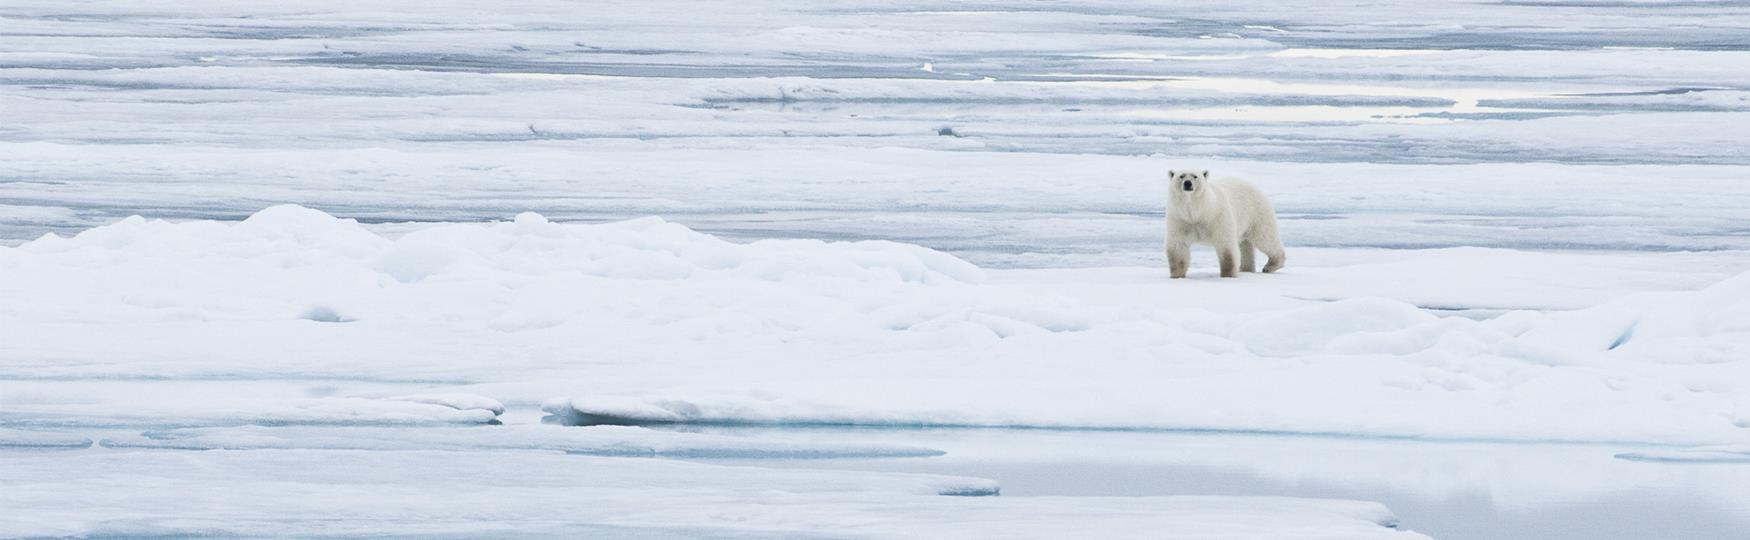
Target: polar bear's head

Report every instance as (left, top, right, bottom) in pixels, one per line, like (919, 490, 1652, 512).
(1168, 170, 1209, 194)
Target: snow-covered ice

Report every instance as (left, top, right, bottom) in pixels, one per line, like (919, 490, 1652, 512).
(7, 207, 1741, 444)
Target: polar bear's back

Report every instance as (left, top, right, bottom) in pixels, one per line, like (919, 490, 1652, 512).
(1213, 176, 1276, 230)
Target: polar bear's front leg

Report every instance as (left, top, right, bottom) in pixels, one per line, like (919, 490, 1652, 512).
(1167, 240, 1190, 279)
(1217, 243, 1240, 278)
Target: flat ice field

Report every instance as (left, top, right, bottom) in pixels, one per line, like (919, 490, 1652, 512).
(3, 1, 1750, 539)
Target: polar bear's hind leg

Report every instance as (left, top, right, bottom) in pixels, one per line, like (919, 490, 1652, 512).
(1258, 232, 1286, 273)
(1239, 240, 1257, 273)
(1250, 217, 1287, 273)
(1262, 247, 1285, 273)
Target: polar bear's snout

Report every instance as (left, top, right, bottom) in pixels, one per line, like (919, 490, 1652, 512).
(1181, 179, 1194, 191)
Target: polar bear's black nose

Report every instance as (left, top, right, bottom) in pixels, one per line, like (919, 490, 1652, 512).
(1182, 180, 1194, 191)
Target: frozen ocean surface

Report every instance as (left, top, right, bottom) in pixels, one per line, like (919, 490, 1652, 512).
(5, 0, 1750, 265)
(3, 1, 1749, 539)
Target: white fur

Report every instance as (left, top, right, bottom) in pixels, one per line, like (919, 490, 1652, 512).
(1165, 170, 1286, 278)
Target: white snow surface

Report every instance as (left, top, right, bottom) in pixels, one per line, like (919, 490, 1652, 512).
(4, 206, 1746, 445)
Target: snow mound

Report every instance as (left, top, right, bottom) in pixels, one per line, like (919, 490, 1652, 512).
(1517, 269, 1750, 363)
(0, 206, 982, 326)
(1610, 270, 1750, 357)
(16, 205, 389, 261)
(98, 425, 947, 459)
(370, 211, 982, 285)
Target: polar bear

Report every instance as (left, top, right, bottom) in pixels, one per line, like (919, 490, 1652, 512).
(1165, 170, 1286, 278)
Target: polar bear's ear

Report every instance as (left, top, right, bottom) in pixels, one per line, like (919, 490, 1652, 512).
(1202, 170, 1209, 178)
(1167, 170, 1176, 178)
